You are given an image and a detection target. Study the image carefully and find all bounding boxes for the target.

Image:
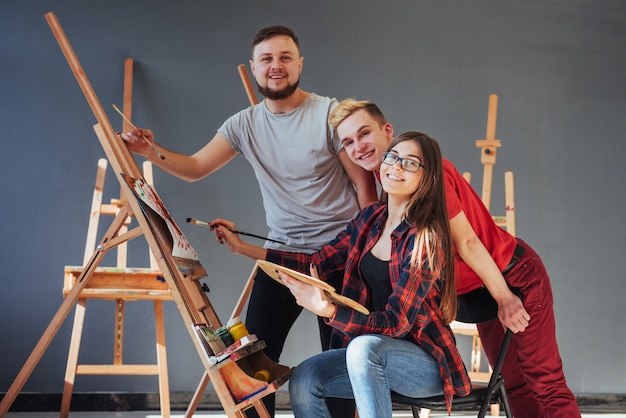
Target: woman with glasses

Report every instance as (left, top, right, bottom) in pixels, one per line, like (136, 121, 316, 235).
(210, 131, 471, 418)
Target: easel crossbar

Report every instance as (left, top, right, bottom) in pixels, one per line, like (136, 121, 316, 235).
(100, 223, 143, 251)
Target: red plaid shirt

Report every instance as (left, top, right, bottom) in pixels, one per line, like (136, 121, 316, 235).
(266, 202, 471, 408)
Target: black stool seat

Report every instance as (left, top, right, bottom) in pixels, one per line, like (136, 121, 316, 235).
(392, 384, 491, 409)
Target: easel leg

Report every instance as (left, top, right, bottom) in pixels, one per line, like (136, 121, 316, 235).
(60, 298, 87, 418)
(185, 372, 210, 418)
(230, 266, 257, 319)
(154, 300, 171, 418)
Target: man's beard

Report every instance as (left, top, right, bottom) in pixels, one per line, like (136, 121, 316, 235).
(257, 78, 300, 101)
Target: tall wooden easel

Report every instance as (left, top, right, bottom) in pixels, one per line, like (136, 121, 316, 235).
(435, 94, 515, 418)
(0, 13, 292, 418)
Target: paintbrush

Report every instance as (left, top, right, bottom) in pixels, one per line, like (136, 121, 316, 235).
(112, 104, 165, 160)
(187, 217, 286, 245)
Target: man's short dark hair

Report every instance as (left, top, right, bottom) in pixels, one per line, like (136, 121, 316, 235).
(252, 26, 300, 53)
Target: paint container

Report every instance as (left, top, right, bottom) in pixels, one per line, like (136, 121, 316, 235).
(217, 326, 234, 347)
(227, 317, 249, 342)
(253, 369, 271, 382)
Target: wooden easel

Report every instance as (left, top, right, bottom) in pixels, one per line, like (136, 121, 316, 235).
(440, 94, 515, 418)
(0, 13, 292, 418)
(60, 158, 173, 418)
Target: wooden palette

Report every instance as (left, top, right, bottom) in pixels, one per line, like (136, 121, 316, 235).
(256, 260, 369, 315)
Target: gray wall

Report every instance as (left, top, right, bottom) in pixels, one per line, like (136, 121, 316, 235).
(1, 0, 625, 397)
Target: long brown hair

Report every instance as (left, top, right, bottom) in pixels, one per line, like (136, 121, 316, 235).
(381, 131, 456, 323)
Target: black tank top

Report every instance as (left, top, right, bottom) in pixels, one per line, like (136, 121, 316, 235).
(360, 250, 391, 312)
(360, 250, 418, 344)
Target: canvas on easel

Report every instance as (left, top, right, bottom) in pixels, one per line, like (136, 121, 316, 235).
(0, 12, 292, 418)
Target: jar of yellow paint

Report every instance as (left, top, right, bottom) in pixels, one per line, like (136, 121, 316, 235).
(227, 317, 249, 342)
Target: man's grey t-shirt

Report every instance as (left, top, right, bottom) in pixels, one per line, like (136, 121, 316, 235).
(218, 93, 360, 253)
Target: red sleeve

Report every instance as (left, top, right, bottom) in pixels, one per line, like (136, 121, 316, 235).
(442, 158, 517, 294)
(443, 160, 464, 220)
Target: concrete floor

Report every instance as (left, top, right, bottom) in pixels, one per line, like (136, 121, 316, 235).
(5, 412, 626, 417)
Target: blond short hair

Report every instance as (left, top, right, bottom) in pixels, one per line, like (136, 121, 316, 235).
(329, 98, 387, 130)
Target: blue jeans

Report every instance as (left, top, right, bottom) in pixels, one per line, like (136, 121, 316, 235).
(289, 334, 443, 418)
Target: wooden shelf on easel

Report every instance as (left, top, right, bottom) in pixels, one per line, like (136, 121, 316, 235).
(63, 266, 172, 300)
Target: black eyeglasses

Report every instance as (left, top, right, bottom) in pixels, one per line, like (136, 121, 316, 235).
(381, 152, 423, 172)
